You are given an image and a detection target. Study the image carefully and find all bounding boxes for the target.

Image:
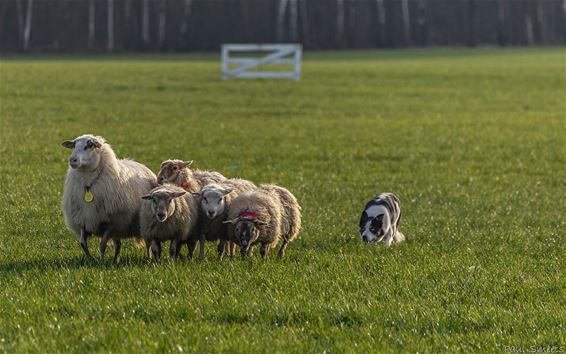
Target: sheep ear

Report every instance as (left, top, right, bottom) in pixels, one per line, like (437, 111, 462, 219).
(142, 195, 152, 200)
(222, 218, 238, 225)
(92, 139, 102, 148)
(61, 140, 75, 149)
(221, 187, 234, 196)
(170, 191, 187, 199)
(253, 219, 267, 226)
(182, 160, 193, 168)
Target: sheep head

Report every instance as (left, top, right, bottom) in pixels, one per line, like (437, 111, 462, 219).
(223, 212, 266, 252)
(157, 159, 193, 185)
(61, 135, 104, 171)
(199, 185, 234, 219)
(142, 187, 186, 223)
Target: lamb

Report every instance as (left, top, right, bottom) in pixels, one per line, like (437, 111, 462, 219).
(195, 178, 256, 259)
(157, 159, 226, 193)
(140, 184, 200, 262)
(224, 184, 301, 258)
(61, 134, 157, 263)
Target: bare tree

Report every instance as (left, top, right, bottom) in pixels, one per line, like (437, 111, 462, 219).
(417, 0, 426, 46)
(467, 0, 475, 46)
(142, 0, 150, 45)
(376, 0, 386, 47)
(88, 0, 95, 49)
(277, 0, 289, 42)
(16, 0, 23, 48)
(401, 0, 411, 46)
(290, 0, 298, 42)
(299, 0, 309, 46)
(23, 0, 33, 51)
(107, 0, 114, 51)
(180, 0, 193, 36)
(525, 5, 534, 46)
(536, 0, 545, 44)
(497, 0, 506, 45)
(336, 0, 344, 47)
(158, 0, 167, 49)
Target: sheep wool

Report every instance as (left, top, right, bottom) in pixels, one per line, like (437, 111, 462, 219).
(227, 189, 283, 257)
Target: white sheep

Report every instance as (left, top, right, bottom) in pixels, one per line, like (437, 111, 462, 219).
(61, 134, 157, 262)
(224, 184, 301, 258)
(195, 178, 256, 259)
(140, 184, 200, 262)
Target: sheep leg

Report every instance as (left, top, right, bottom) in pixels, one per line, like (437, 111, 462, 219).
(79, 228, 94, 262)
(277, 239, 289, 258)
(217, 240, 227, 260)
(146, 243, 152, 259)
(113, 239, 122, 263)
(187, 239, 197, 260)
(198, 234, 206, 260)
(150, 239, 161, 262)
(260, 243, 271, 259)
(99, 230, 111, 262)
(169, 239, 178, 262)
(174, 240, 183, 259)
(228, 241, 236, 257)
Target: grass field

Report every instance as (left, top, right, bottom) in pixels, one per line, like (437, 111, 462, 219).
(0, 48, 564, 353)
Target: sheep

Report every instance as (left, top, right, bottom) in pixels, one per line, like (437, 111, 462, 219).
(224, 184, 301, 258)
(195, 178, 256, 259)
(140, 184, 200, 262)
(156, 159, 226, 193)
(61, 134, 157, 263)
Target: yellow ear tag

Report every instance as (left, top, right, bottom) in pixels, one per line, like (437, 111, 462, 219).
(84, 190, 94, 203)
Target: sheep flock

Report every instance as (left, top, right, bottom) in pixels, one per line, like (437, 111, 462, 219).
(61, 134, 302, 263)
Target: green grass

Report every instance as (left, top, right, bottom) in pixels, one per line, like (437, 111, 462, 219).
(0, 48, 564, 353)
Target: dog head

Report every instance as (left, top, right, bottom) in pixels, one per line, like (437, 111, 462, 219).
(359, 203, 390, 244)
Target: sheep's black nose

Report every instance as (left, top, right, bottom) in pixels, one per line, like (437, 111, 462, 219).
(157, 212, 166, 219)
(69, 157, 79, 168)
(208, 211, 214, 217)
(362, 235, 368, 243)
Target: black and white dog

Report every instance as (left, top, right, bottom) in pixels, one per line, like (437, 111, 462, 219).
(359, 192, 405, 245)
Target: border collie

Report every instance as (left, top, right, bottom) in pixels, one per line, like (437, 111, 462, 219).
(359, 192, 405, 245)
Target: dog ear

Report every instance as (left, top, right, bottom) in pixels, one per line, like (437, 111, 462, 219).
(359, 210, 368, 228)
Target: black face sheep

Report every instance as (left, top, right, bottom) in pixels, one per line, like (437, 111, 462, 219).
(156, 159, 226, 193)
(224, 184, 301, 258)
(195, 178, 256, 259)
(61, 134, 157, 263)
(359, 192, 405, 246)
(140, 184, 199, 262)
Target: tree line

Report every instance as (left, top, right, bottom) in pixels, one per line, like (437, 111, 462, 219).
(1, 0, 565, 52)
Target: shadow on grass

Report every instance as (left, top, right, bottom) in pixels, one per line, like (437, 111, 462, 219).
(0, 256, 154, 273)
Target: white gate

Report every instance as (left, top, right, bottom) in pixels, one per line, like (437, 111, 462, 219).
(221, 44, 302, 80)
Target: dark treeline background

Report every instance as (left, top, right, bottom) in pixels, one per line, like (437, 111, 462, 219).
(1, 0, 565, 53)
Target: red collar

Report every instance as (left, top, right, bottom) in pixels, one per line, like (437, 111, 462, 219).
(180, 182, 189, 190)
(239, 212, 258, 220)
